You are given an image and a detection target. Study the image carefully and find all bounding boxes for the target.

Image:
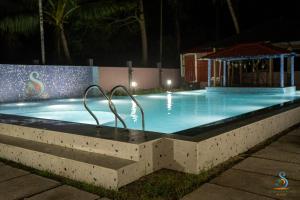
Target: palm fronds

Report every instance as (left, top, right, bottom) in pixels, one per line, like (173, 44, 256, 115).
(0, 15, 38, 35)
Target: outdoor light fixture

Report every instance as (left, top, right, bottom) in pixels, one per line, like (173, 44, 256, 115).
(131, 81, 137, 88)
(167, 79, 172, 86)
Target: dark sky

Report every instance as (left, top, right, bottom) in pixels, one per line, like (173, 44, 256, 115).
(0, 0, 299, 66)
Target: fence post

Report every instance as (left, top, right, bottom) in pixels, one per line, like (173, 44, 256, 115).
(127, 61, 133, 91)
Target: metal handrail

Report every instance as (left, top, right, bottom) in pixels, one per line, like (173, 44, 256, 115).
(109, 85, 145, 131)
(83, 85, 127, 128)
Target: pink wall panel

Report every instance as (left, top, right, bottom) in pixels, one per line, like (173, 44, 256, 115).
(98, 67, 180, 91)
(99, 67, 129, 91)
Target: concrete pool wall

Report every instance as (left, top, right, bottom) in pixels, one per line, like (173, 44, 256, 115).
(0, 103, 300, 189)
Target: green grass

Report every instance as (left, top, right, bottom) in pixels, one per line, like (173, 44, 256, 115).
(0, 156, 242, 200)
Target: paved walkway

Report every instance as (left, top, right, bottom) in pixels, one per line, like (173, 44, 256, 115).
(1, 128, 299, 200)
(0, 163, 109, 200)
(182, 128, 300, 200)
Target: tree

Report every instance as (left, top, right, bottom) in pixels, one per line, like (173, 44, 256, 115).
(0, 0, 149, 65)
(44, 0, 79, 64)
(169, 0, 181, 57)
(226, 0, 240, 34)
(212, 0, 240, 35)
(138, 0, 148, 66)
(103, 0, 148, 66)
(38, 0, 46, 64)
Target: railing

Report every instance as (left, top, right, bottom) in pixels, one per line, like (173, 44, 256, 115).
(83, 85, 126, 128)
(109, 85, 145, 131)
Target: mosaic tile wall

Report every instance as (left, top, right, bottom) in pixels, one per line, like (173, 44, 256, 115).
(0, 64, 94, 103)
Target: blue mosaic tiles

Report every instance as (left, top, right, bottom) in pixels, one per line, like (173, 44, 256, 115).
(0, 64, 94, 103)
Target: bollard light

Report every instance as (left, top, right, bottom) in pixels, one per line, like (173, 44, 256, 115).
(131, 81, 138, 88)
(167, 79, 172, 86)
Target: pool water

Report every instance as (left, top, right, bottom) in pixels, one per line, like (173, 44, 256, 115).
(0, 90, 299, 133)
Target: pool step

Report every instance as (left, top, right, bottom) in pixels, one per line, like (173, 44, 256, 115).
(0, 123, 141, 162)
(0, 134, 144, 189)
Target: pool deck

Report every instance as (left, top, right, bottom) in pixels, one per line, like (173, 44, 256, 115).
(181, 127, 300, 200)
(0, 162, 108, 200)
(0, 126, 299, 199)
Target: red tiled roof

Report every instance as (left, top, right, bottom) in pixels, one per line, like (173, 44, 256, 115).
(205, 42, 291, 59)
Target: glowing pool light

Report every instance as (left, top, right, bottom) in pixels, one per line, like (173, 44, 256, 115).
(47, 104, 72, 110)
(16, 103, 27, 106)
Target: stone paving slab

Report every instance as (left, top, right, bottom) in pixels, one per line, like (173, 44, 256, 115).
(278, 135, 300, 145)
(269, 141, 300, 154)
(211, 169, 300, 200)
(0, 174, 60, 200)
(233, 157, 300, 181)
(25, 185, 99, 200)
(287, 129, 300, 137)
(253, 146, 300, 164)
(181, 183, 274, 200)
(0, 165, 30, 182)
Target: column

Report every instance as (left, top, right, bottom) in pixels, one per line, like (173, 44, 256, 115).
(208, 59, 212, 87)
(291, 56, 295, 86)
(127, 60, 133, 90)
(223, 60, 227, 86)
(213, 60, 216, 86)
(268, 59, 273, 86)
(92, 67, 100, 85)
(194, 54, 198, 82)
(280, 54, 284, 87)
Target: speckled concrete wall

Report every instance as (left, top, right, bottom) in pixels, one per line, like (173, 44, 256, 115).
(164, 106, 300, 174)
(0, 106, 300, 188)
(0, 124, 140, 161)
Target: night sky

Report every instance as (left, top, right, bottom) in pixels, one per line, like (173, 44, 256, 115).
(0, 0, 299, 67)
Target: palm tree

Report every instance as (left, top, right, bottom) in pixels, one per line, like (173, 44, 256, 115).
(138, 0, 148, 66)
(0, 0, 149, 65)
(44, 0, 79, 64)
(38, 0, 46, 64)
(212, 0, 240, 35)
(226, 0, 240, 34)
(105, 0, 148, 66)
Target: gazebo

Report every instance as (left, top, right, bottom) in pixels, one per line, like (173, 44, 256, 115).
(204, 42, 297, 88)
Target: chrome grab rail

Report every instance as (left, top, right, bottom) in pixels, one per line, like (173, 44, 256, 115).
(109, 85, 145, 131)
(83, 85, 127, 128)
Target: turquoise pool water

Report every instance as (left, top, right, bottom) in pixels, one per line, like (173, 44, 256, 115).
(0, 90, 299, 133)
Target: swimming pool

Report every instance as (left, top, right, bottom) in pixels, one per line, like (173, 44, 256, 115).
(0, 90, 299, 134)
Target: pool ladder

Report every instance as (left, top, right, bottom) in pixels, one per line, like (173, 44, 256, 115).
(83, 84, 145, 131)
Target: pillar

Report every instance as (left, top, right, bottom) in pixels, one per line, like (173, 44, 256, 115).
(127, 60, 133, 90)
(291, 56, 295, 86)
(268, 59, 273, 86)
(223, 60, 226, 86)
(194, 54, 198, 82)
(280, 54, 284, 87)
(213, 60, 216, 86)
(208, 59, 212, 87)
(239, 64, 242, 85)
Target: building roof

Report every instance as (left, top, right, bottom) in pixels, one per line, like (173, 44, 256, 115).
(204, 42, 292, 60)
